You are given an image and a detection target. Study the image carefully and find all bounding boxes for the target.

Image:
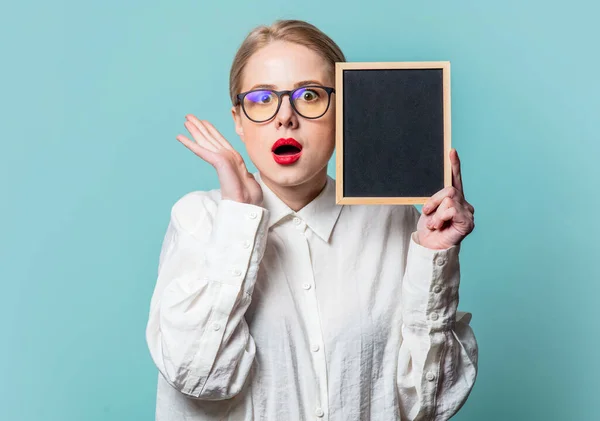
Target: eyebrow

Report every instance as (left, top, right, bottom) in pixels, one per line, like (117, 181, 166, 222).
(248, 80, 325, 91)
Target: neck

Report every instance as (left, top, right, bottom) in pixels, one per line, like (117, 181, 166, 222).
(260, 167, 328, 212)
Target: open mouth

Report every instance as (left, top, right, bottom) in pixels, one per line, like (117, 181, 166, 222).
(273, 144, 302, 156)
(271, 138, 303, 165)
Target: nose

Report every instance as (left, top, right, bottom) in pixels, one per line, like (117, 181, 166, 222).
(274, 94, 299, 129)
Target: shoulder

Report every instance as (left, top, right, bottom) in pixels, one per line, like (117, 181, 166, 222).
(339, 202, 419, 233)
(392, 204, 420, 228)
(369, 203, 421, 231)
(170, 188, 223, 234)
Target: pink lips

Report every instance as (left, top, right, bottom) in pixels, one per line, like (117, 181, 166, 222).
(271, 138, 303, 165)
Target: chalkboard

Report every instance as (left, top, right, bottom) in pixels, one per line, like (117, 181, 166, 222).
(334, 62, 452, 205)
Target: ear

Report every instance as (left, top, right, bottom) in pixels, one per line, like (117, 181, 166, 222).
(231, 106, 245, 143)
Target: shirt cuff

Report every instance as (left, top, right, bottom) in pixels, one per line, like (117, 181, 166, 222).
(401, 231, 461, 332)
(202, 199, 270, 290)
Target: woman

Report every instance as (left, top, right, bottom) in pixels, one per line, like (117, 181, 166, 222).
(146, 19, 478, 421)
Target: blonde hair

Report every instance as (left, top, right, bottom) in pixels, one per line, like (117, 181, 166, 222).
(229, 19, 346, 106)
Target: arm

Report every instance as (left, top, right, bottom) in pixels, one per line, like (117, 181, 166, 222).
(145, 193, 270, 400)
(396, 205, 478, 420)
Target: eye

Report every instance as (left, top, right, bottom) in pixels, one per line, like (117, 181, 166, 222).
(294, 88, 320, 102)
(246, 90, 275, 104)
(303, 90, 318, 101)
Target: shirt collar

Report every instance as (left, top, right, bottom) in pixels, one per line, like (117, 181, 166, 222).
(253, 171, 344, 243)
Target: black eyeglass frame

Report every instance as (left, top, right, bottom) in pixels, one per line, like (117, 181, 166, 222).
(235, 85, 336, 123)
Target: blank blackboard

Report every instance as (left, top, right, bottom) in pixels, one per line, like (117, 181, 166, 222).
(334, 62, 452, 205)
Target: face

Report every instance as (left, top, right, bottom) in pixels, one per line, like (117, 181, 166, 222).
(231, 40, 336, 188)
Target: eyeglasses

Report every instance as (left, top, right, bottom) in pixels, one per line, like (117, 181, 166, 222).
(236, 85, 335, 123)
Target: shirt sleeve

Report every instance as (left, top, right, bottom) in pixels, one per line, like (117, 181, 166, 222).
(145, 192, 270, 401)
(396, 205, 479, 420)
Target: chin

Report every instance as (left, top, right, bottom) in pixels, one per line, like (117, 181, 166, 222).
(259, 160, 325, 187)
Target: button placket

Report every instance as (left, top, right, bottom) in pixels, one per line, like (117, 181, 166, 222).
(290, 224, 329, 419)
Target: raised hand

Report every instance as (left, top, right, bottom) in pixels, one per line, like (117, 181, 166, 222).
(176, 114, 263, 206)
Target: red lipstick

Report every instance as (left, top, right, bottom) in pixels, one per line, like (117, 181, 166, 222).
(271, 138, 303, 165)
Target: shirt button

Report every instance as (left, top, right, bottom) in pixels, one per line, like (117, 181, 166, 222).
(433, 285, 442, 293)
(248, 212, 257, 219)
(293, 217, 301, 225)
(425, 371, 436, 381)
(311, 343, 320, 352)
(243, 240, 251, 249)
(211, 322, 221, 331)
(435, 256, 447, 266)
(315, 407, 324, 417)
(430, 312, 439, 321)
(232, 268, 242, 276)
(302, 283, 312, 290)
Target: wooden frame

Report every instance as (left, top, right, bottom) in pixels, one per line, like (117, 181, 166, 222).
(335, 61, 452, 205)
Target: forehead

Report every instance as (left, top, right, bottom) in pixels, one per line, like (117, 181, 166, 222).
(241, 41, 332, 90)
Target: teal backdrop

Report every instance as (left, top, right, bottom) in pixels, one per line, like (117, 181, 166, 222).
(1, 1, 598, 420)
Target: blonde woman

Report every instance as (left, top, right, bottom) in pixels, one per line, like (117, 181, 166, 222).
(146, 19, 478, 421)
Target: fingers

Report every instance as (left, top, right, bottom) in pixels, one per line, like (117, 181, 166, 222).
(186, 115, 235, 152)
(177, 115, 247, 173)
(422, 185, 461, 215)
(451, 148, 464, 194)
(427, 196, 454, 229)
(184, 118, 220, 152)
(423, 149, 469, 216)
(176, 134, 220, 163)
(428, 204, 458, 230)
(203, 121, 236, 152)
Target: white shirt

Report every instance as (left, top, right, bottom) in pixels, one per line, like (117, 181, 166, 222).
(146, 171, 478, 421)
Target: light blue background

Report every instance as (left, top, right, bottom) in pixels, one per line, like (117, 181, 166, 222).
(1, 1, 598, 420)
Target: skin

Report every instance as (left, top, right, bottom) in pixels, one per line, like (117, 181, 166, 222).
(417, 148, 476, 249)
(230, 40, 336, 212)
(176, 40, 475, 250)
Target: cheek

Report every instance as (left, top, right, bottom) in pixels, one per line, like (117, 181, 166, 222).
(317, 114, 336, 147)
(241, 121, 260, 140)
(240, 122, 269, 157)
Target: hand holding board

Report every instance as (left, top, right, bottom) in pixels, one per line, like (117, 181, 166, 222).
(335, 61, 452, 205)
